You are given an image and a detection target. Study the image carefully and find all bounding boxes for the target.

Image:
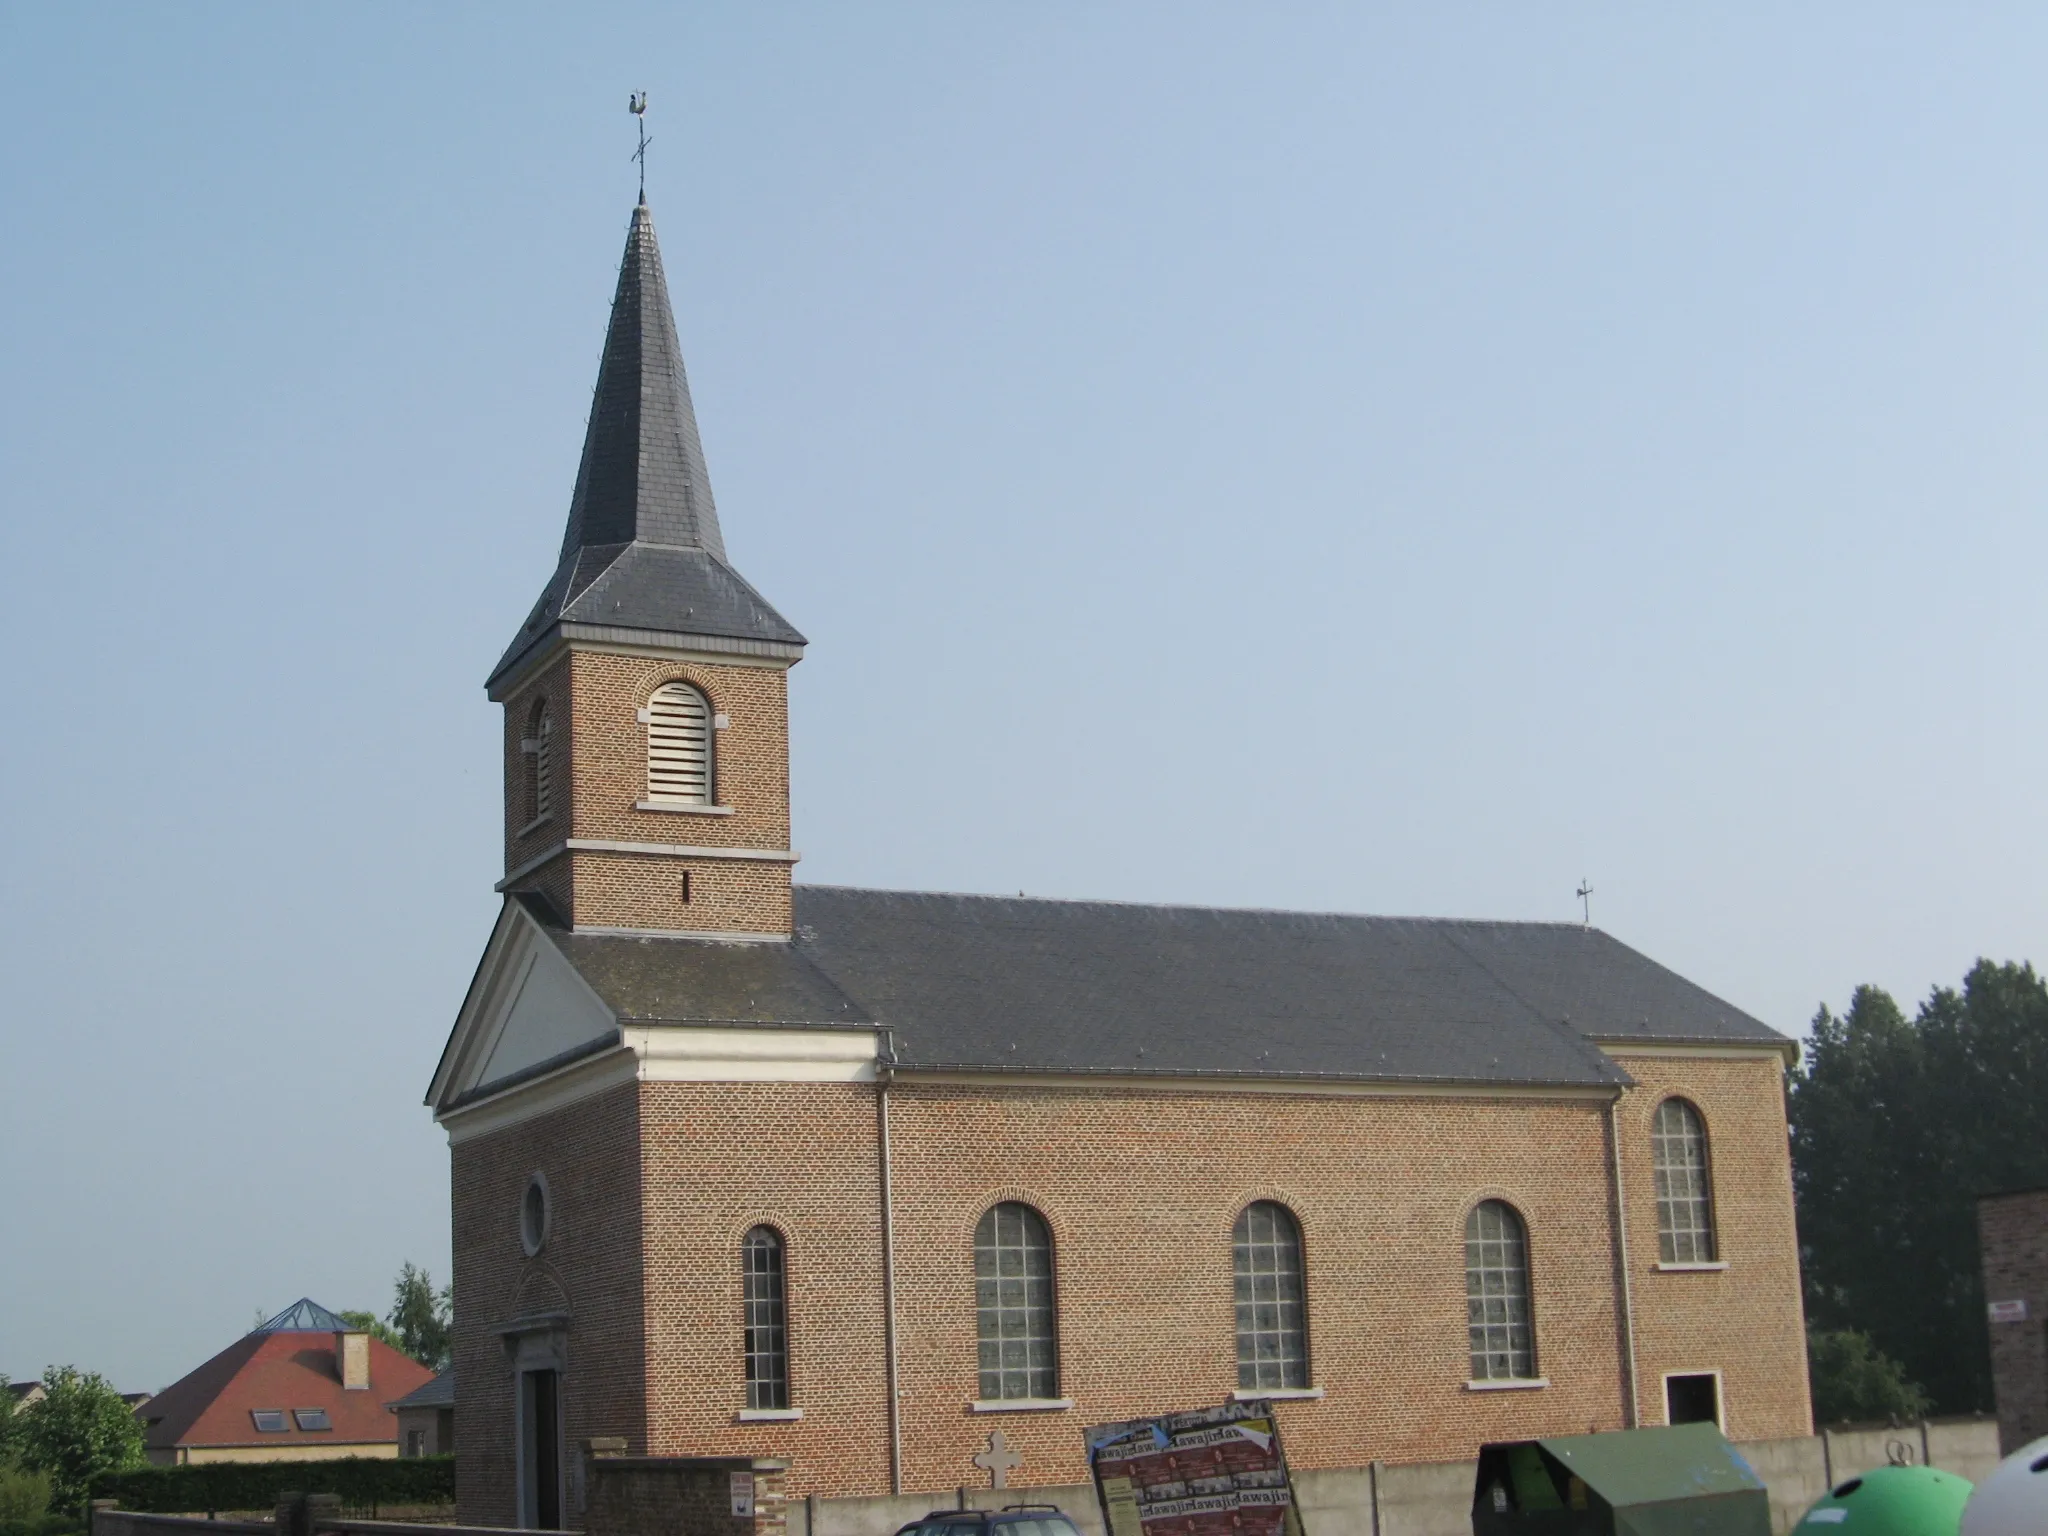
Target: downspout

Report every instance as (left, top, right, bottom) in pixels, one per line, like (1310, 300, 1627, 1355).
(878, 1030, 903, 1495)
(1607, 1093, 1641, 1428)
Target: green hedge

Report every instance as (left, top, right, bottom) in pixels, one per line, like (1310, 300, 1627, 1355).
(0, 1518, 83, 1536)
(90, 1457, 454, 1515)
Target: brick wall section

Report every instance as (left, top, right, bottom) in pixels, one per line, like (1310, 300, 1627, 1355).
(1978, 1187, 2048, 1452)
(457, 1064, 1810, 1509)
(1608, 1055, 1811, 1442)
(586, 1458, 788, 1536)
(498, 647, 795, 935)
(450, 1082, 649, 1526)
(637, 1083, 892, 1496)
(883, 1083, 1631, 1493)
(566, 850, 794, 936)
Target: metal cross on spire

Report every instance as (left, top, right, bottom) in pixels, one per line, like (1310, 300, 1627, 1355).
(629, 91, 650, 204)
(1576, 880, 1594, 928)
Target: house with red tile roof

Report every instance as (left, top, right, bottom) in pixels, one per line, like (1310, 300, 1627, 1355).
(139, 1300, 435, 1465)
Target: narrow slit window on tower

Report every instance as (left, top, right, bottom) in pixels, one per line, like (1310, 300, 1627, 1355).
(645, 682, 713, 804)
(522, 699, 553, 826)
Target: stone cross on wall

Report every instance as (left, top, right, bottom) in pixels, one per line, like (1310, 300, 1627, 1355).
(973, 1430, 1023, 1489)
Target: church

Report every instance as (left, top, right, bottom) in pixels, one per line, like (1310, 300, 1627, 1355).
(428, 199, 1811, 1529)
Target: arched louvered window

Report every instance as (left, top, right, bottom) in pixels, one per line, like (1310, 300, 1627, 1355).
(522, 699, 553, 826)
(1466, 1200, 1536, 1381)
(1234, 1201, 1309, 1390)
(1652, 1098, 1716, 1263)
(974, 1203, 1057, 1401)
(645, 682, 713, 805)
(742, 1226, 789, 1410)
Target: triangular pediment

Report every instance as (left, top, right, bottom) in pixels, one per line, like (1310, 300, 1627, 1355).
(427, 899, 620, 1115)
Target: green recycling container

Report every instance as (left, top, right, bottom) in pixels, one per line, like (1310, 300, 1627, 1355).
(1793, 1465, 1974, 1536)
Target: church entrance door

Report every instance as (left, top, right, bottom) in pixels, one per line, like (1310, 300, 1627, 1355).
(521, 1368, 562, 1529)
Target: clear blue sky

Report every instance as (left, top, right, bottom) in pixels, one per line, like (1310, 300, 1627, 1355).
(4, 5, 2046, 1392)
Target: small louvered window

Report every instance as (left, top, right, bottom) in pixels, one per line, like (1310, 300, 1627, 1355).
(1652, 1098, 1716, 1263)
(646, 682, 713, 804)
(522, 700, 553, 826)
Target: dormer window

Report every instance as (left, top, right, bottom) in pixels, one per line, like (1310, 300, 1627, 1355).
(644, 682, 713, 805)
(521, 699, 553, 827)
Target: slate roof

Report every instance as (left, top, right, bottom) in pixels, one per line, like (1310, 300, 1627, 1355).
(517, 886, 1785, 1091)
(387, 1369, 455, 1412)
(490, 203, 803, 691)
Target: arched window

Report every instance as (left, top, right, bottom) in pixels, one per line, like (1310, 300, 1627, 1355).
(646, 682, 713, 805)
(742, 1226, 788, 1410)
(974, 1203, 1056, 1401)
(1652, 1098, 1716, 1264)
(522, 699, 553, 826)
(1234, 1201, 1309, 1390)
(1466, 1200, 1535, 1381)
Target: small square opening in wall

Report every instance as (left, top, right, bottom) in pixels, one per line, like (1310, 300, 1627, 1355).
(1664, 1372, 1721, 1427)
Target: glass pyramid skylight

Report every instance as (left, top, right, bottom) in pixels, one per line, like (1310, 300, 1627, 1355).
(253, 1298, 352, 1333)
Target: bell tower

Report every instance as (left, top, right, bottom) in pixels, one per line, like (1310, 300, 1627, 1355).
(486, 201, 805, 938)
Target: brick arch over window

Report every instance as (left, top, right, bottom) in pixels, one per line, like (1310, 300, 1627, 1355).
(1233, 1200, 1309, 1390)
(645, 680, 713, 804)
(1651, 1096, 1717, 1263)
(522, 697, 553, 825)
(973, 1201, 1057, 1402)
(1464, 1198, 1536, 1381)
(742, 1225, 789, 1410)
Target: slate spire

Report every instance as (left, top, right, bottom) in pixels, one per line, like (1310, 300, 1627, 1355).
(489, 203, 802, 693)
(561, 202, 726, 559)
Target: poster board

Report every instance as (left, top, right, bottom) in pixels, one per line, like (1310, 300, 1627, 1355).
(1085, 1401, 1305, 1536)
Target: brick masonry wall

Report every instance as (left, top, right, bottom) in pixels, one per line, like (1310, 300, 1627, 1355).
(586, 1458, 788, 1536)
(568, 653, 790, 853)
(450, 1082, 649, 1526)
(566, 849, 794, 936)
(636, 1083, 893, 1497)
(1608, 1054, 1811, 1442)
(881, 1083, 1630, 1493)
(498, 647, 795, 935)
(1977, 1186, 2048, 1452)
(458, 1059, 1809, 1511)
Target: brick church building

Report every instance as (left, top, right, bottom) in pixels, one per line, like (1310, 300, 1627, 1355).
(429, 200, 1812, 1528)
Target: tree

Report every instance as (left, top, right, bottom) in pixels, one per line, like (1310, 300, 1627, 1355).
(387, 1263, 452, 1373)
(14, 1367, 143, 1513)
(1791, 962, 2048, 1414)
(1807, 1328, 1931, 1425)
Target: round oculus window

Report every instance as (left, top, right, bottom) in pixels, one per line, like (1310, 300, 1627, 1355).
(520, 1173, 550, 1256)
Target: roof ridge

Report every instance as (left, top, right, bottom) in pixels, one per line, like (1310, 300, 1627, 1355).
(793, 883, 1600, 930)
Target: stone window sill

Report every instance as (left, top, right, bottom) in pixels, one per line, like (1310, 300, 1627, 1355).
(1465, 1378, 1549, 1392)
(736, 1408, 802, 1422)
(969, 1398, 1074, 1413)
(1654, 1261, 1729, 1272)
(1231, 1387, 1326, 1402)
(515, 814, 552, 839)
(636, 800, 735, 816)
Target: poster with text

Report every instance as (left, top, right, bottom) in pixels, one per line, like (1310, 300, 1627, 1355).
(1085, 1401, 1304, 1536)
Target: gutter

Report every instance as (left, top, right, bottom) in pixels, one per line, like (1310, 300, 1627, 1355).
(877, 1034, 903, 1495)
